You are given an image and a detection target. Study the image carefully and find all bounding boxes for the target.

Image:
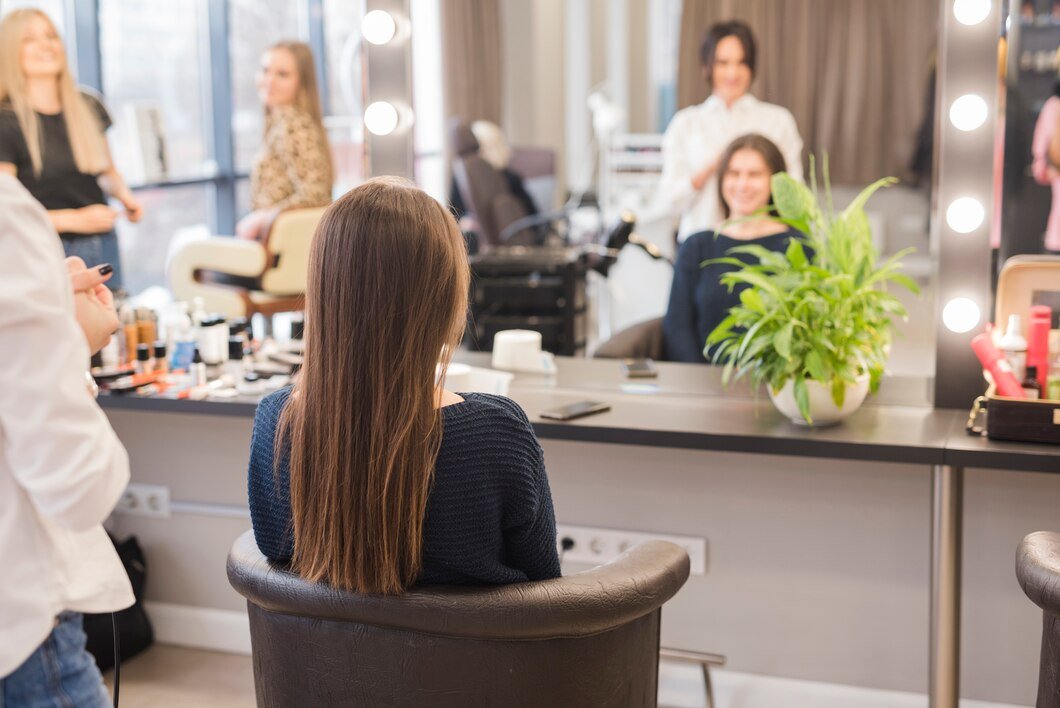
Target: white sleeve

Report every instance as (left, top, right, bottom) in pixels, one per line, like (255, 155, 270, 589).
(779, 110, 805, 183)
(0, 176, 129, 532)
(656, 112, 699, 217)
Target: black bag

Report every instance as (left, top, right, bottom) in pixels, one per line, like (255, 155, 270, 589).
(84, 533, 154, 671)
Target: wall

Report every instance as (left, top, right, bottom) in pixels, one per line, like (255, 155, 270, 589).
(105, 406, 1057, 705)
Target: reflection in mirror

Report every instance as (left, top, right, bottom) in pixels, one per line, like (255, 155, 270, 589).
(999, 0, 1060, 275)
(436, 0, 941, 387)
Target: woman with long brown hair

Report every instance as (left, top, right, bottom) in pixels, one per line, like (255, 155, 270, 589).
(247, 177, 560, 593)
(236, 41, 333, 242)
(0, 8, 143, 291)
(663, 133, 803, 363)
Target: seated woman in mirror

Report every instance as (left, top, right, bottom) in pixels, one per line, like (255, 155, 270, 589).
(658, 20, 803, 244)
(236, 41, 333, 243)
(247, 177, 561, 594)
(663, 134, 804, 364)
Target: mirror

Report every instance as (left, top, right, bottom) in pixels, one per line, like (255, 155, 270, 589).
(442, 0, 942, 389)
(999, 0, 1060, 272)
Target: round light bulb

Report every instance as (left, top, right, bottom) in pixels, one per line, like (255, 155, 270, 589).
(953, 0, 990, 25)
(946, 197, 985, 234)
(364, 101, 399, 136)
(362, 10, 397, 45)
(949, 94, 988, 131)
(942, 297, 981, 333)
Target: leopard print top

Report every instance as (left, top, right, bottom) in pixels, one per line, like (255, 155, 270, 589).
(250, 105, 332, 211)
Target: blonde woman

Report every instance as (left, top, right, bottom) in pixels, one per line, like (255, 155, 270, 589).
(236, 41, 333, 242)
(0, 9, 142, 291)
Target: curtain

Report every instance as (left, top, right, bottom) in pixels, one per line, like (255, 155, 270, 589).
(440, 0, 503, 125)
(676, 0, 938, 184)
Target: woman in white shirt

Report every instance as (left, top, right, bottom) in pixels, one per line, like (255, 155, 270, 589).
(658, 20, 804, 242)
(0, 174, 132, 707)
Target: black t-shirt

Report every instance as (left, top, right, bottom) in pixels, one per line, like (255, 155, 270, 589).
(0, 89, 112, 232)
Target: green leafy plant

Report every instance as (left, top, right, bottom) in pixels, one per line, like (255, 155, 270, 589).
(705, 159, 920, 423)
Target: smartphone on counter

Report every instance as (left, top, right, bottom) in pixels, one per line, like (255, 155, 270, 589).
(620, 358, 658, 378)
(540, 401, 612, 421)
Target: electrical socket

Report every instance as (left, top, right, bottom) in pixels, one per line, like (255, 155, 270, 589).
(114, 483, 170, 518)
(557, 524, 707, 575)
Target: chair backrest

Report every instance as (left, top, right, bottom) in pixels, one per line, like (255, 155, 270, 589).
(1017, 531, 1060, 708)
(168, 237, 268, 319)
(594, 317, 666, 361)
(449, 119, 531, 247)
(227, 530, 689, 708)
(260, 206, 328, 296)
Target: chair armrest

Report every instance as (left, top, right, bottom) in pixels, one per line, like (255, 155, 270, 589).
(1017, 531, 1060, 615)
(228, 530, 689, 640)
(168, 238, 267, 318)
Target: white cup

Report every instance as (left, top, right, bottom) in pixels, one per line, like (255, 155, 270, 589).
(491, 330, 555, 373)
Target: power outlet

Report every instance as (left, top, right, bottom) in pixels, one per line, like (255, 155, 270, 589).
(557, 524, 707, 575)
(114, 483, 170, 518)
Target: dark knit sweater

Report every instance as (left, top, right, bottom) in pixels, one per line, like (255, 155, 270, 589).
(247, 389, 562, 585)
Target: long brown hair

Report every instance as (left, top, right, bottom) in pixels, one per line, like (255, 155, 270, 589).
(0, 9, 109, 175)
(263, 41, 333, 186)
(277, 177, 470, 594)
(716, 133, 787, 218)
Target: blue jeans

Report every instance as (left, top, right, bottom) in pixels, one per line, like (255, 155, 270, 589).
(0, 612, 111, 708)
(61, 231, 124, 292)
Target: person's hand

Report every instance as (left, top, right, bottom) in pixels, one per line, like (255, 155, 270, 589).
(691, 157, 720, 191)
(236, 209, 279, 243)
(75, 204, 119, 233)
(117, 191, 144, 223)
(66, 257, 119, 354)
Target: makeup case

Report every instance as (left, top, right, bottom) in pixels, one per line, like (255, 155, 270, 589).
(968, 256, 1060, 445)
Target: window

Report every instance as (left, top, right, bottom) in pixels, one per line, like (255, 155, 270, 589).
(115, 185, 210, 296)
(100, 0, 210, 181)
(0, 0, 65, 33)
(410, 0, 445, 201)
(229, 0, 307, 173)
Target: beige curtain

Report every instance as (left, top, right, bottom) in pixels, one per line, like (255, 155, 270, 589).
(677, 0, 938, 184)
(440, 0, 503, 125)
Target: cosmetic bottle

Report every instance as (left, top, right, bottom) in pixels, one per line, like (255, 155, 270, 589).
(100, 333, 122, 369)
(121, 306, 139, 365)
(1021, 366, 1042, 399)
(998, 314, 1028, 382)
(971, 333, 1026, 398)
(153, 341, 168, 373)
(191, 348, 208, 387)
(223, 337, 250, 381)
(136, 308, 158, 350)
(134, 343, 152, 375)
(1027, 306, 1052, 389)
(190, 297, 208, 327)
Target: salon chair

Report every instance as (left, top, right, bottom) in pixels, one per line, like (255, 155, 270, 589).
(1017, 531, 1060, 708)
(449, 119, 534, 247)
(168, 206, 326, 319)
(594, 317, 667, 361)
(227, 529, 690, 708)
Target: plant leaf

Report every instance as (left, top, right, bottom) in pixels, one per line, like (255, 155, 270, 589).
(794, 376, 811, 424)
(774, 320, 794, 360)
(830, 377, 846, 408)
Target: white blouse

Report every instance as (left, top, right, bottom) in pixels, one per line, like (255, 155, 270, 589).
(0, 175, 133, 678)
(657, 94, 804, 241)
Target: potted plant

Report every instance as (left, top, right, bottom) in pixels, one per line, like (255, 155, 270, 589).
(704, 164, 919, 426)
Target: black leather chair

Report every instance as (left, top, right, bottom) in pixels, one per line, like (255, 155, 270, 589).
(449, 119, 532, 248)
(227, 530, 690, 708)
(594, 317, 666, 361)
(1016, 531, 1060, 708)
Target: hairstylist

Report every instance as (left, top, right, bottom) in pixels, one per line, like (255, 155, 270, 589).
(236, 41, 333, 243)
(0, 173, 133, 707)
(658, 20, 803, 242)
(0, 9, 143, 291)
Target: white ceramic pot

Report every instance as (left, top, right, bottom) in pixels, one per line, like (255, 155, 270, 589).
(768, 375, 871, 427)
